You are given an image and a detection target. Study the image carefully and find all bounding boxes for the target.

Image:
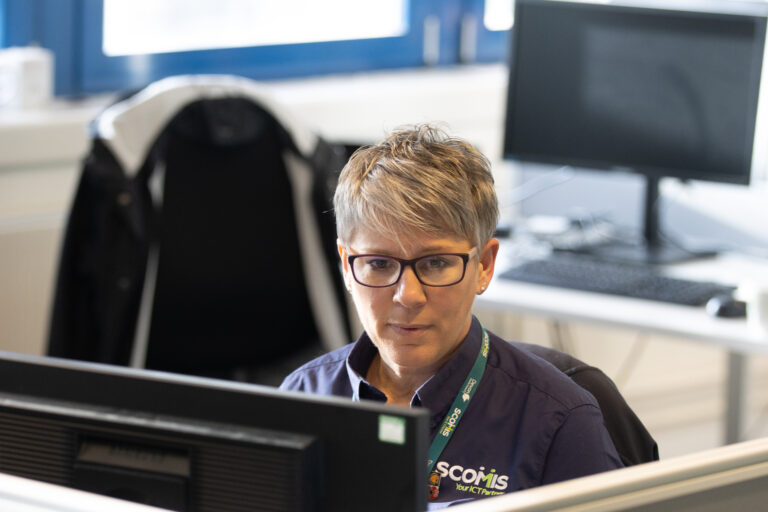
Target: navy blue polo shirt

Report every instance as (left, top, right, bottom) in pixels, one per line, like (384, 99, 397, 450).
(280, 316, 623, 508)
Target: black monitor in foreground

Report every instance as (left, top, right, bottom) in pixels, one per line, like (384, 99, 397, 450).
(504, 0, 767, 263)
(0, 351, 429, 512)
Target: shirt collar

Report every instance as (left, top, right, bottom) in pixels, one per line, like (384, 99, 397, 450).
(345, 333, 383, 401)
(344, 317, 484, 416)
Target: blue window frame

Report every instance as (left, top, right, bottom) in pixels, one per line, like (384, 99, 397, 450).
(0, 3, 5, 47)
(0, 0, 81, 96)
(81, 0, 437, 94)
(465, 0, 511, 63)
(2, 0, 483, 97)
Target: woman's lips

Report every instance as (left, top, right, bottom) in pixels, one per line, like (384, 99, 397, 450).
(390, 324, 429, 336)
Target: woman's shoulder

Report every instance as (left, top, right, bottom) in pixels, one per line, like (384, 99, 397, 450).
(278, 344, 353, 393)
(485, 333, 599, 410)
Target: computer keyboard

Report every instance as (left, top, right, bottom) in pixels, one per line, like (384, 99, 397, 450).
(499, 252, 736, 306)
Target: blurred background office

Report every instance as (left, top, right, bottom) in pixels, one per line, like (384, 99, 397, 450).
(2, 0, 768, 461)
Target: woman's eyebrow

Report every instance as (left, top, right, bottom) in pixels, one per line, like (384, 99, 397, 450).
(357, 246, 466, 257)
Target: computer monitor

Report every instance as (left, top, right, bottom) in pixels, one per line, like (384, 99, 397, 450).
(449, 436, 768, 511)
(503, 0, 767, 263)
(0, 351, 429, 512)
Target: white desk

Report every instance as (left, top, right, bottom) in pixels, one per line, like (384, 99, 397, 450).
(0, 472, 168, 512)
(476, 247, 768, 444)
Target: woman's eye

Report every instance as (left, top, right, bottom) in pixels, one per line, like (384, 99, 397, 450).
(424, 256, 449, 269)
(367, 258, 395, 271)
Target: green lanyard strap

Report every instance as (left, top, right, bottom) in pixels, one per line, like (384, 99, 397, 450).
(427, 328, 489, 472)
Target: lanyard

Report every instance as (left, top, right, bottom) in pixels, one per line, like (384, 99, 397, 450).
(427, 327, 489, 472)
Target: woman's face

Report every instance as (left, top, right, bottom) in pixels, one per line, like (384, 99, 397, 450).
(338, 227, 499, 376)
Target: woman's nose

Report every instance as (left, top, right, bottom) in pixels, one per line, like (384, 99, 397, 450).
(393, 265, 427, 308)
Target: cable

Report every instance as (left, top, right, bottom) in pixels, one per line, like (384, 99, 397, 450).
(613, 334, 650, 390)
(499, 165, 576, 207)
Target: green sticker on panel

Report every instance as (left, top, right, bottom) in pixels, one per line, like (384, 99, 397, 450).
(378, 414, 406, 445)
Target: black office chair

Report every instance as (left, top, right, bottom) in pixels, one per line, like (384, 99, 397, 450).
(517, 342, 659, 466)
(47, 75, 351, 385)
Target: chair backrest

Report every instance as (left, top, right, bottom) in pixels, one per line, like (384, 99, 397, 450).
(517, 342, 659, 466)
(48, 75, 350, 384)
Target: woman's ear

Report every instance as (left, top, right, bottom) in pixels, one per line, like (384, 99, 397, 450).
(477, 238, 500, 294)
(337, 240, 353, 291)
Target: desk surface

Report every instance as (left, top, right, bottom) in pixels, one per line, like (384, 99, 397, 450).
(0, 472, 168, 512)
(476, 248, 768, 355)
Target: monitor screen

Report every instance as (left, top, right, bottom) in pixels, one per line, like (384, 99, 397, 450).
(504, 0, 767, 185)
(0, 351, 429, 512)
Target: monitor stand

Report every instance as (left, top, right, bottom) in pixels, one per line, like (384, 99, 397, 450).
(580, 240, 716, 265)
(568, 176, 717, 265)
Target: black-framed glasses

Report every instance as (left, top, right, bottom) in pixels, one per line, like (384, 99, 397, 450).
(347, 248, 476, 288)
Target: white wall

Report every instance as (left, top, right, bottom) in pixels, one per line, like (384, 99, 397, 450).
(0, 105, 96, 355)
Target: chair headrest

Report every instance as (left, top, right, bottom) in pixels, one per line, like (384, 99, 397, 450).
(94, 74, 318, 177)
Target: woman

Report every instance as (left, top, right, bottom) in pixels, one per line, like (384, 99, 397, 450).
(280, 125, 622, 507)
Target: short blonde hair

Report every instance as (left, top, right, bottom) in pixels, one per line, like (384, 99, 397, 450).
(334, 125, 498, 248)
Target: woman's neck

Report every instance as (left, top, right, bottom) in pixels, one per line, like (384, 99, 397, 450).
(366, 355, 432, 407)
